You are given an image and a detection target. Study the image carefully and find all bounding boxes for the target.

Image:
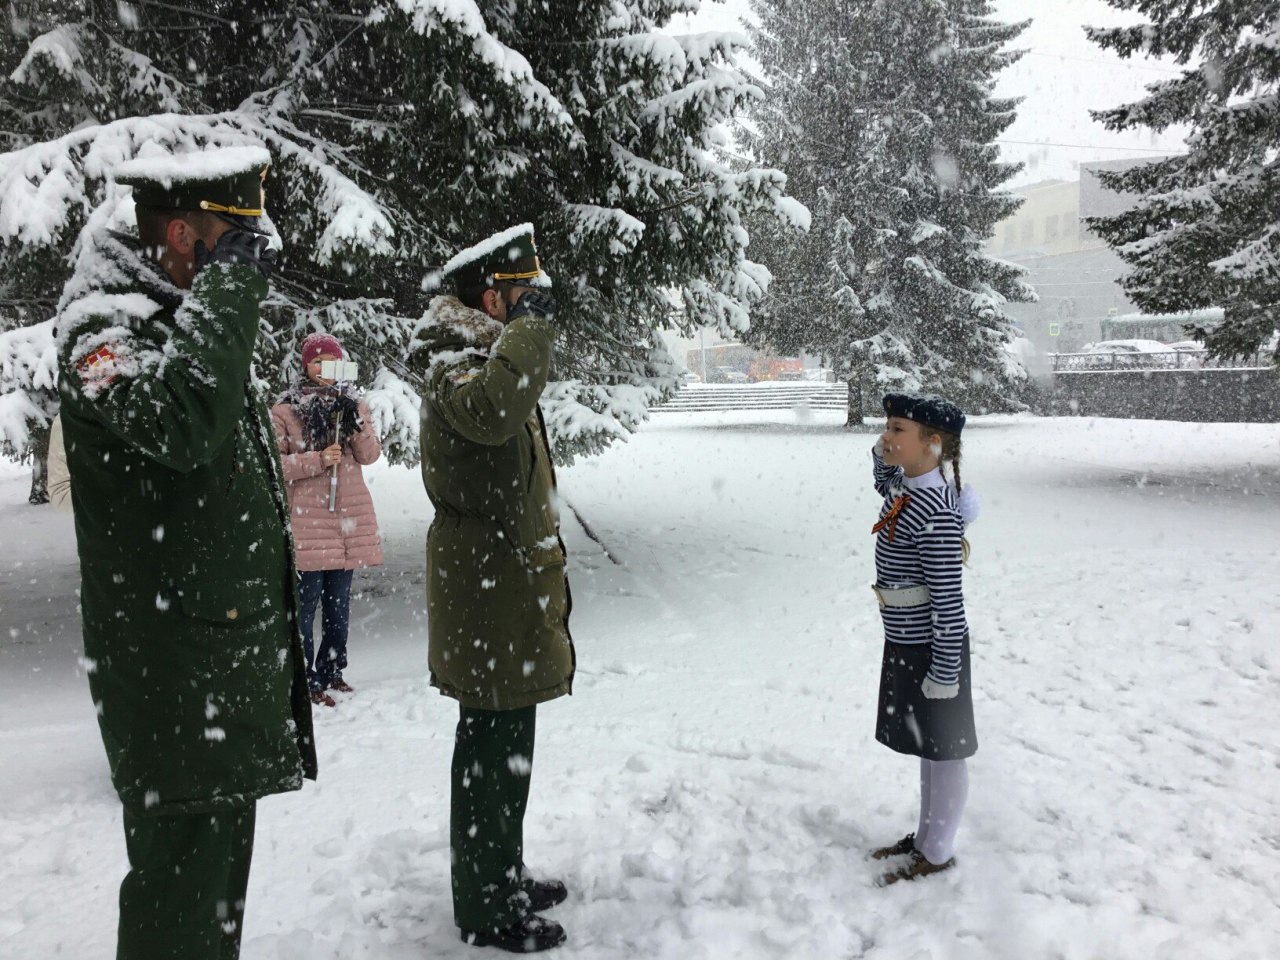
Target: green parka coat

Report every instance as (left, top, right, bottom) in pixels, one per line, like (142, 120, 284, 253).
(56, 233, 317, 814)
(414, 295, 574, 711)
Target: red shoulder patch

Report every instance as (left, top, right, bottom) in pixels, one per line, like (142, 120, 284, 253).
(76, 345, 120, 386)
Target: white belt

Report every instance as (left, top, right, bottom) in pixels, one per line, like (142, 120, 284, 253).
(872, 584, 930, 608)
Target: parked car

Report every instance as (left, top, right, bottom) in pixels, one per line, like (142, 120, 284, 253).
(707, 365, 749, 384)
(1081, 339, 1176, 369)
(1167, 340, 1206, 368)
(680, 370, 703, 384)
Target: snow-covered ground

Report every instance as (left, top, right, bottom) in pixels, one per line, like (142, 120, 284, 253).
(3, 412, 1278, 959)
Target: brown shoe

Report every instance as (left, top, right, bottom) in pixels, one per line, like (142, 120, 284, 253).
(311, 690, 337, 708)
(870, 833, 917, 860)
(328, 679, 355, 694)
(877, 850, 955, 886)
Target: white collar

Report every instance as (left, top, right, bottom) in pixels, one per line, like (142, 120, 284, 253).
(901, 467, 946, 490)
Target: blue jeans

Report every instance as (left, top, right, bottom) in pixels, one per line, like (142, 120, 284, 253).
(298, 569, 354, 693)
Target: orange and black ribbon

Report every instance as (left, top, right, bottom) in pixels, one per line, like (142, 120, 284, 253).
(872, 494, 912, 542)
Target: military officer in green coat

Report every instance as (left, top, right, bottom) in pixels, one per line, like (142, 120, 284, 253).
(56, 146, 316, 960)
(413, 224, 573, 953)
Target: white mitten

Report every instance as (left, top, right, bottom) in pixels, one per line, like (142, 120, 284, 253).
(873, 437, 886, 459)
(956, 483, 981, 527)
(921, 677, 959, 700)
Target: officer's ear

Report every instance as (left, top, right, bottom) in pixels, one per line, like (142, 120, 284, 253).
(166, 216, 198, 256)
(481, 287, 505, 320)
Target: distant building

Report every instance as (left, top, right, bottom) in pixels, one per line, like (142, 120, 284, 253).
(666, 158, 1184, 367)
(987, 157, 1176, 354)
(991, 179, 1084, 259)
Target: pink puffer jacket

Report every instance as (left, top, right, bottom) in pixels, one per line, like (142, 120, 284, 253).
(271, 399, 385, 572)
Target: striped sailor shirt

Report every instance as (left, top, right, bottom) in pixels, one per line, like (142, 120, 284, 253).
(872, 448, 968, 686)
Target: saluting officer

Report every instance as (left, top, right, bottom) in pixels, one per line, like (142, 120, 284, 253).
(56, 146, 316, 960)
(413, 224, 573, 953)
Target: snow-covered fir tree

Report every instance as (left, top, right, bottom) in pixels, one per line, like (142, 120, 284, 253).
(746, 0, 1034, 423)
(386, 0, 804, 459)
(0, 1, 801, 493)
(0, 2, 107, 502)
(1086, 1, 1280, 360)
(0, 1, 410, 498)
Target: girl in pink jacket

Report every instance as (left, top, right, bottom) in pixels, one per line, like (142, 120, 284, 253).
(271, 332, 384, 707)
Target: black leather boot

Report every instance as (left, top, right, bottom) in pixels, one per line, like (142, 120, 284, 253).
(460, 914, 567, 953)
(522, 877, 568, 912)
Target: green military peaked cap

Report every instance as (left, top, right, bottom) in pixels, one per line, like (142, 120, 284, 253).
(441, 223, 552, 291)
(113, 145, 271, 221)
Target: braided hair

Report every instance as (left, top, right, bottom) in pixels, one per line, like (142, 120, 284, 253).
(920, 424, 969, 562)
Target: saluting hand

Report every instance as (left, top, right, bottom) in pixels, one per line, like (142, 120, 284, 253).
(195, 229, 278, 279)
(321, 444, 343, 467)
(508, 291, 557, 322)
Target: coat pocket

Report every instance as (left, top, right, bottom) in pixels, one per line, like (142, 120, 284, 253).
(427, 521, 524, 637)
(176, 578, 276, 627)
(519, 541, 568, 627)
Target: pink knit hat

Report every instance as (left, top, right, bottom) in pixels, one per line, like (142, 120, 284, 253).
(301, 332, 343, 367)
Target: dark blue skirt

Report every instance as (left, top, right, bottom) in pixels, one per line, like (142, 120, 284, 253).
(875, 636, 977, 761)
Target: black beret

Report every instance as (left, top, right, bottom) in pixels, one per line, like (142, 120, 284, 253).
(882, 393, 966, 435)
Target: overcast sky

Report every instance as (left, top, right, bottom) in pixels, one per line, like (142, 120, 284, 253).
(668, 0, 1190, 187)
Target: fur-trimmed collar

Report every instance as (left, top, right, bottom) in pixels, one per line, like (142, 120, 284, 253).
(420, 295, 504, 352)
(55, 230, 184, 356)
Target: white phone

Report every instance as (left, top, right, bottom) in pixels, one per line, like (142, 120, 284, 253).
(319, 359, 359, 382)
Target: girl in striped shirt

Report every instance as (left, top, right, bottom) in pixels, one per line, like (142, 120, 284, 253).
(867, 393, 978, 885)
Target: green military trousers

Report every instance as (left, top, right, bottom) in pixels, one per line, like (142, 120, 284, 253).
(117, 803, 256, 960)
(451, 704, 537, 932)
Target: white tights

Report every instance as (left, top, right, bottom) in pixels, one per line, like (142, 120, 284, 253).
(915, 757, 969, 865)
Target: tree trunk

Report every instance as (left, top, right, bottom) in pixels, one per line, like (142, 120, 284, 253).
(27, 423, 50, 506)
(844, 376, 867, 430)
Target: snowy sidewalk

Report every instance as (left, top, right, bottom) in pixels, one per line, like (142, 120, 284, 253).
(3, 414, 1278, 959)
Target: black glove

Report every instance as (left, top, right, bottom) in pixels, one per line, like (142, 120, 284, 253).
(335, 393, 360, 424)
(507, 290, 557, 323)
(195, 230, 278, 279)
